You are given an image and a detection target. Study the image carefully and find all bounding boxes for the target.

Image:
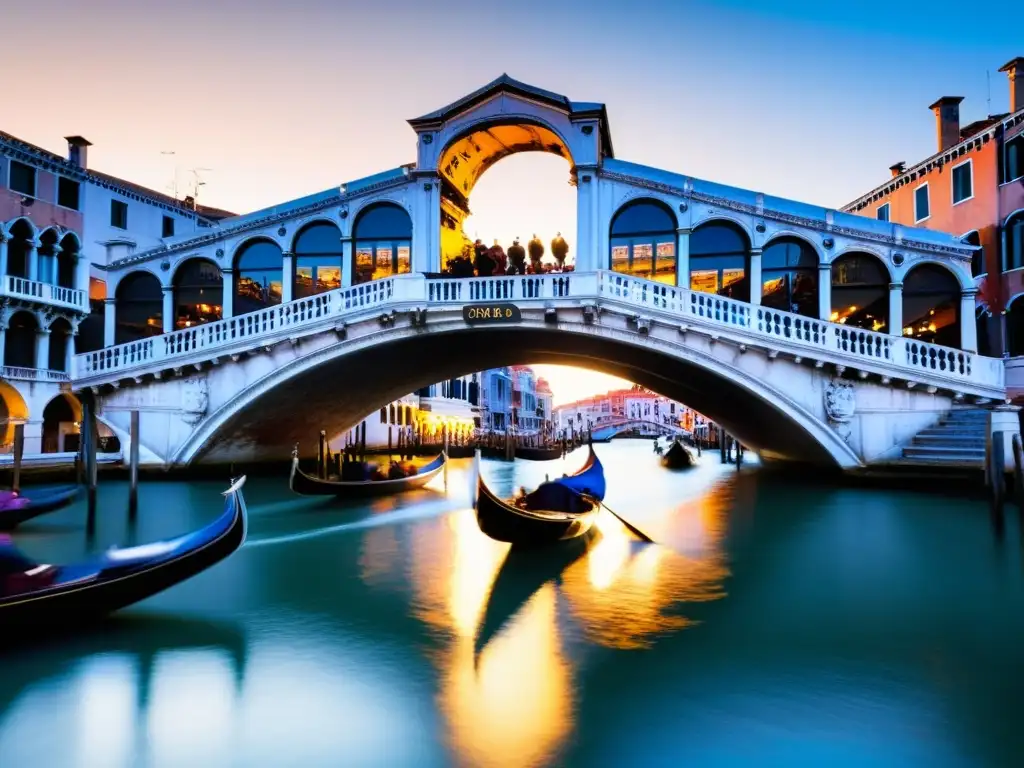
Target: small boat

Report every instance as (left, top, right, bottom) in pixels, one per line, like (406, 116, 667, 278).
(661, 439, 696, 470)
(0, 485, 81, 531)
(0, 477, 248, 627)
(473, 445, 605, 546)
(289, 447, 446, 497)
(514, 444, 564, 461)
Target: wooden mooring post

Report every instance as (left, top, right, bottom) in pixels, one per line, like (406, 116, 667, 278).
(128, 410, 140, 521)
(11, 423, 24, 494)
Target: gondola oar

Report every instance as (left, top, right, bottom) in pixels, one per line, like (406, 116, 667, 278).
(599, 501, 653, 543)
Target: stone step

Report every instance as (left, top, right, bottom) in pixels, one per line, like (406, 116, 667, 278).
(913, 434, 985, 445)
(917, 428, 988, 438)
(941, 413, 991, 423)
(903, 445, 986, 460)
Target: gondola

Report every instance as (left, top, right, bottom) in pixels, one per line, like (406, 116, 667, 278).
(514, 444, 564, 461)
(661, 439, 696, 470)
(473, 445, 606, 546)
(289, 447, 447, 497)
(0, 477, 248, 627)
(0, 485, 81, 531)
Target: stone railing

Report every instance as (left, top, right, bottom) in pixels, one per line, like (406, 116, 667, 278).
(2, 275, 87, 311)
(74, 271, 1004, 394)
(1, 366, 71, 382)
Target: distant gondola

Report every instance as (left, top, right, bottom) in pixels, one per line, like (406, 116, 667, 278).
(514, 444, 564, 461)
(0, 485, 81, 531)
(661, 439, 696, 470)
(473, 445, 605, 546)
(0, 477, 248, 627)
(289, 448, 446, 497)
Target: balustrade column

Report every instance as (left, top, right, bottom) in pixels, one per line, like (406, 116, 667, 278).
(0, 320, 7, 363)
(340, 238, 353, 289)
(221, 268, 234, 319)
(281, 251, 294, 303)
(103, 298, 116, 347)
(0, 236, 8, 281)
(675, 228, 691, 289)
(46, 245, 61, 285)
(162, 285, 174, 333)
(748, 247, 763, 305)
(960, 288, 979, 353)
(26, 241, 39, 282)
(888, 282, 903, 338)
(35, 328, 50, 371)
(818, 263, 832, 321)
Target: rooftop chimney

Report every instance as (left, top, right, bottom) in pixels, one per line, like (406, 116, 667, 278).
(999, 57, 1024, 114)
(889, 162, 906, 177)
(64, 136, 92, 169)
(928, 97, 964, 152)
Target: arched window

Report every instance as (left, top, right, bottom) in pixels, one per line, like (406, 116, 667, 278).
(903, 264, 961, 348)
(352, 204, 412, 285)
(173, 259, 222, 330)
(4, 311, 38, 368)
(48, 318, 72, 372)
(294, 223, 343, 299)
(1007, 295, 1024, 357)
(57, 234, 79, 289)
(38, 228, 60, 285)
(115, 271, 163, 344)
(963, 231, 985, 277)
(1006, 212, 1024, 272)
(234, 240, 283, 316)
(42, 394, 78, 453)
(976, 306, 993, 357)
(6, 219, 33, 279)
(689, 221, 750, 302)
(609, 199, 677, 285)
(830, 252, 889, 333)
(761, 237, 819, 317)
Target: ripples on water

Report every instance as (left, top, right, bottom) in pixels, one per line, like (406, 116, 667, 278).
(2, 441, 1024, 767)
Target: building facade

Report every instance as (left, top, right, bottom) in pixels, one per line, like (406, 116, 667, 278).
(842, 57, 1024, 374)
(553, 386, 700, 436)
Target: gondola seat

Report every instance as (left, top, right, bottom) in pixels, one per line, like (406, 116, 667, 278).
(522, 482, 590, 514)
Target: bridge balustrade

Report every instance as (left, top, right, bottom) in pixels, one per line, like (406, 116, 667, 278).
(74, 270, 1003, 394)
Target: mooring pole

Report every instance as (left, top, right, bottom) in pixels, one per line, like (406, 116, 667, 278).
(360, 422, 367, 462)
(318, 430, 327, 479)
(128, 410, 140, 521)
(11, 423, 24, 494)
(81, 395, 98, 534)
(443, 425, 449, 493)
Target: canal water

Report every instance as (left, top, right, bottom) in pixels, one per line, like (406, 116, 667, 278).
(2, 441, 1024, 767)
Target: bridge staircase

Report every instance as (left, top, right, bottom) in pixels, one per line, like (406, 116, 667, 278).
(900, 409, 988, 466)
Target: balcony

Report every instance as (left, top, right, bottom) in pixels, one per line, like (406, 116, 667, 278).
(1, 366, 71, 383)
(2, 275, 87, 312)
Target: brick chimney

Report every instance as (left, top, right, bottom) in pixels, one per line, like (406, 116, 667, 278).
(928, 97, 964, 152)
(889, 162, 906, 177)
(64, 135, 92, 169)
(999, 57, 1024, 114)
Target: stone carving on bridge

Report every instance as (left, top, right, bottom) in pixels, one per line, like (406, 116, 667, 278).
(180, 376, 210, 425)
(824, 378, 856, 442)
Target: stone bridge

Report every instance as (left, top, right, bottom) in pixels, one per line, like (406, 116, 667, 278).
(73, 270, 1004, 469)
(590, 418, 691, 442)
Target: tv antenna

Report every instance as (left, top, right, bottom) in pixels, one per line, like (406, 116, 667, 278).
(986, 70, 992, 115)
(161, 151, 179, 199)
(188, 168, 212, 202)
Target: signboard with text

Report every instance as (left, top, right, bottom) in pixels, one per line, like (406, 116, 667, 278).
(462, 303, 522, 324)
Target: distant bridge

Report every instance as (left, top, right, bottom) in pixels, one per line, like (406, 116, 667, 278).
(590, 418, 690, 442)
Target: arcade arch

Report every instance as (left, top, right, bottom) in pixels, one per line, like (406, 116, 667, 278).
(115, 271, 163, 344)
(41, 393, 81, 453)
(172, 258, 222, 330)
(0, 380, 28, 448)
(234, 239, 284, 316)
(609, 198, 677, 285)
(830, 252, 890, 333)
(902, 263, 961, 348)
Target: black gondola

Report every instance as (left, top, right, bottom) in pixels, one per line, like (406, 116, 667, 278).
(473, 445, 605, 546)
(0, 485, 81, 531)
(661, 439, 696, 470)
(0, 477, 248, 627)
(289, 448, 446, 497)
(514, 444, 564, 461)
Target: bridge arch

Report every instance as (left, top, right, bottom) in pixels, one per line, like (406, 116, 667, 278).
(114, 270, 163, 344)
(829, 251, 891, 333)
(608, 198, 678, 285)
(233, 238, 284, 316)
(172, 257, 223, 331)
(690, 219, 752, 302)
(173, 316, 861, 469)
(351, 203, 412, 284)
(902, 262, 962, 348)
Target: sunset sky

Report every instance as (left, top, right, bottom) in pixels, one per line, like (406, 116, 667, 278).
(5, 0, 1019, 403)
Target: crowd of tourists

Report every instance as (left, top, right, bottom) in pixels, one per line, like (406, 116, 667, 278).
(445, 234, 573, 277)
